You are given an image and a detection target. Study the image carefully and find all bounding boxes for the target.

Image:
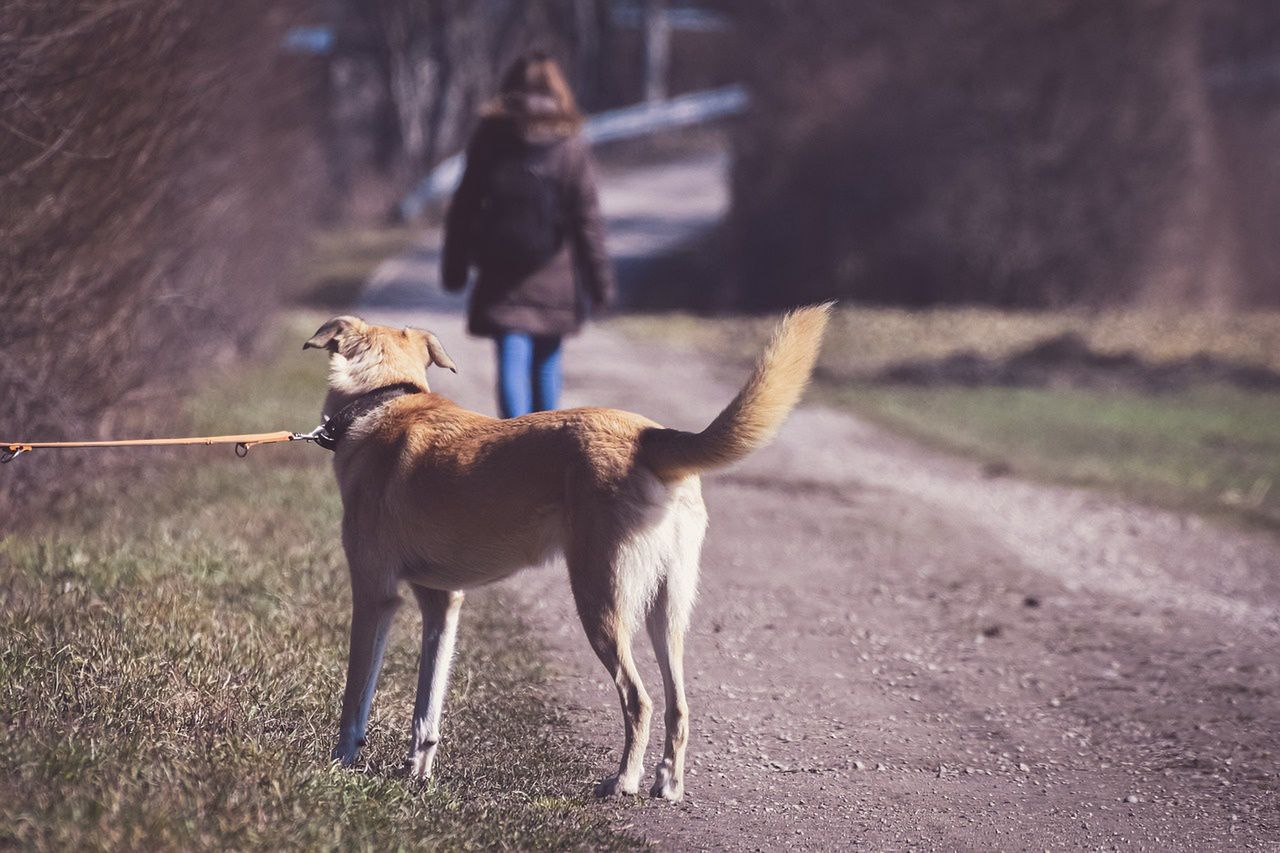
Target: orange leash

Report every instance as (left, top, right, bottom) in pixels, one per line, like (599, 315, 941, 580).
(2, 427, 325, 464)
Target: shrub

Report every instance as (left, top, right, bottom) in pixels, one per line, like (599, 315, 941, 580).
(0, 1, 326, 513)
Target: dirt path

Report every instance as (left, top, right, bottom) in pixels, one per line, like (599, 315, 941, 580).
(359, 156, 1280, 850)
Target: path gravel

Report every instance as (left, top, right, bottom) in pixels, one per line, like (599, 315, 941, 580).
(358, 153, 1280, 850)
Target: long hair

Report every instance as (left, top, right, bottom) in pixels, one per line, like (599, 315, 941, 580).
(486, 51, 583, 133)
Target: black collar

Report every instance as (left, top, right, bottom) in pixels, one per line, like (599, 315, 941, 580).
(316, 382, 424, 451)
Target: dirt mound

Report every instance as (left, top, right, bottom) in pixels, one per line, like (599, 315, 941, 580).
(873, 332, 1280, 392)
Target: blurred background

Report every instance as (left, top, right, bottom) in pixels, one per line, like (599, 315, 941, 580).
(6, 5, 1280, 848)
(3, 0, 1279, 518)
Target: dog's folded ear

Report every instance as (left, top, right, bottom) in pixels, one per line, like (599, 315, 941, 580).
(418, 330, 458, 373)
(304, 316, 366, 353)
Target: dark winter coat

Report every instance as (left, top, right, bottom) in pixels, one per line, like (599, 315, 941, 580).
(441, 94, 614, 338)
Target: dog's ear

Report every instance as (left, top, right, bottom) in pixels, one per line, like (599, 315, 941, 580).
(304, 316, 365, 353)
(417, 330, 458, 373)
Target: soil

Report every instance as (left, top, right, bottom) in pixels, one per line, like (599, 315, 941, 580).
(358, 152, 1280, 850)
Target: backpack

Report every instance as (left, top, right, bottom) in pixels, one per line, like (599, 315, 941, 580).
(477, 149, 565, 277)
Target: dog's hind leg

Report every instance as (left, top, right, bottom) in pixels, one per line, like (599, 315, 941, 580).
(567, 534, 653, 797)
(406, 585, 465, 779)
(646, 491, 705, 801)
(333, 571, 401, 766)
(646, 582, 693, 800)
(585, 615, 652, 798)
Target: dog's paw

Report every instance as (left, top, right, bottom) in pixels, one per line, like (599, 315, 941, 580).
(649, 765, 683, 801)
(331, 744, 360, 767)
(594, 773, 639, 798)
(408, 744, 438, 780)
(331, 729, 366, 767)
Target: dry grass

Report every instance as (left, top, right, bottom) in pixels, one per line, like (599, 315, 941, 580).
(613, 307, 1280, 528)
(613, 306, 1280, 378)
(0, 316, 637, 850)
(297, 227, 419, 310)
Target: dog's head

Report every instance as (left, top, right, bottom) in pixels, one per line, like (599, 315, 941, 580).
(304, 316, 457, 395)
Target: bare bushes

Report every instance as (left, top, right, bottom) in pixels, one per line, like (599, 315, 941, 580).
(0, 1, 325, 511)
(724, 0, 1280, 310)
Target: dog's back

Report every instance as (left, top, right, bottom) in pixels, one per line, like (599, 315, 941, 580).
(338, 397, 663, 587)
(333, 303, 833, 589)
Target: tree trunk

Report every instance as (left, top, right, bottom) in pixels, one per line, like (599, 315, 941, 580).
(644, 0, 670, 103)
(1140, 0, 1243, 311)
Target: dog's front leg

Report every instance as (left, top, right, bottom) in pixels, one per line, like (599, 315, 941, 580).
(332, 580, 402, 766)
(407, 585, 465, 779)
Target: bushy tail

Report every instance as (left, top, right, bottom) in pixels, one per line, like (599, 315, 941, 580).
(640, 303, 833, 480)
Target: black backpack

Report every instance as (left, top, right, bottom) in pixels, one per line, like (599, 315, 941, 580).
(477, 149, 565, 277)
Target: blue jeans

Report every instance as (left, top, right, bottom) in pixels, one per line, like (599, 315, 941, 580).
(495, 332, 563, 418)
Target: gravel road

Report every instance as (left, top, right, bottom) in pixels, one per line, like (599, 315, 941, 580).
(359, 154, 1280, 851)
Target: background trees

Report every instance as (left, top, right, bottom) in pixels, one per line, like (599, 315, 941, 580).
(722, 0, 1280, 310)
(4, 0, 1277, 512)
(0, 0, 325, 508)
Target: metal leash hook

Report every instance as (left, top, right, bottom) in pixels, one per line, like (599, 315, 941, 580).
(1, 445, 30, 464)
(290, 423, 328, 444)
(229, 423, 327, 460)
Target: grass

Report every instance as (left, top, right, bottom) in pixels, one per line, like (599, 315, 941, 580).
(0, 314, 637, 851)
(297, 227, 418, 309)
(612, 306, 1280, 377)
(612, 306, 1280, 528)
(845, 383, 1280, 527)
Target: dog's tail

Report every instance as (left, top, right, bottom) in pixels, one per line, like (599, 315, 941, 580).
(640, 303, 833, 481)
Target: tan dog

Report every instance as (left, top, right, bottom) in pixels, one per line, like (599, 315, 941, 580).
(305, 305, 831, 800)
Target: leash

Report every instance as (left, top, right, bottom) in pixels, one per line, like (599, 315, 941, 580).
(1, 383, 426, 464)
(1, 426, 327, 464)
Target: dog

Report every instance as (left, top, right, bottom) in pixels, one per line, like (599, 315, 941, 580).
(304, 304, 831, 800)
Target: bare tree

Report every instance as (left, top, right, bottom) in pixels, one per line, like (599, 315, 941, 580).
(336, 0, 621, 182)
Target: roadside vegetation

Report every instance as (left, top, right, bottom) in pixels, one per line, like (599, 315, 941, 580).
(299, 227, 419, 310)
(0, 1, 326, 516)
(614, 307, 1280, 528)
(0, 314, 636, 851)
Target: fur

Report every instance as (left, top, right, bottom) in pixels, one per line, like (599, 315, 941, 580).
(306, 304, 831, 800)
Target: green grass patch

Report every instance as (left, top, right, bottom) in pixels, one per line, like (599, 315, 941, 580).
(844, 383, 1280, 527)
(0, 317, 636, 851)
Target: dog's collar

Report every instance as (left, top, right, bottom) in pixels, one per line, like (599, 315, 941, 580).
(316, 382, 424, 451)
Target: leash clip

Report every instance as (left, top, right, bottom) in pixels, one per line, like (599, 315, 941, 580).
(291, 420, 336, 451)
(290, 423, 329, 443)
(2, 445, 31, 464)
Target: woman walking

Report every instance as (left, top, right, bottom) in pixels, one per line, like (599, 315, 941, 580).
(442, 52, 614, 418)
